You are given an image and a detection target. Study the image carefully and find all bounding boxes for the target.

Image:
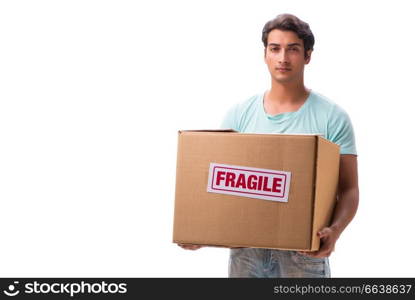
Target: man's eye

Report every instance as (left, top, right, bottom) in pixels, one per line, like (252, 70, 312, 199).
(270, 48, 279, 52)
(288, 48, 299, 52)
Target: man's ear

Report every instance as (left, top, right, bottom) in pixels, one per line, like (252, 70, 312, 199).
(305, 50, 313, 64)
(264, 47, 267, 61)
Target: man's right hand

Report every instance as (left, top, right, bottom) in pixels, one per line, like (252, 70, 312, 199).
(178, 243, 203, 250)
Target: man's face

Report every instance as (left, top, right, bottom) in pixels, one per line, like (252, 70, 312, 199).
(264, 29, 312, 84)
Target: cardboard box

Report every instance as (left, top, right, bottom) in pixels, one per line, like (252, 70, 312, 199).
(173, 130, 340, 251)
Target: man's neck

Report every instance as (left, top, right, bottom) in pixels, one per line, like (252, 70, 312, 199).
(267, 80, 309, 104)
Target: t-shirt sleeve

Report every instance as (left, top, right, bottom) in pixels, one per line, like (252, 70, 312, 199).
(327, 105, 357, 155)
(220, 104, 239, 131)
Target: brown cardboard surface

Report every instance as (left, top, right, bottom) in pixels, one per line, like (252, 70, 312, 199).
(310, 137, 341, 250)
(173, 131, 340, 251)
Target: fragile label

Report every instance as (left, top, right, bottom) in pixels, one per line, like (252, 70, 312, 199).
(207, 163, 291, 202)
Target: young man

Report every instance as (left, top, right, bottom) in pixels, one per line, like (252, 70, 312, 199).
(179, 13, 359, 278)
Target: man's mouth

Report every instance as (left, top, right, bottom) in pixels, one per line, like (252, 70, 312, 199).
(276, 67, 291, 72)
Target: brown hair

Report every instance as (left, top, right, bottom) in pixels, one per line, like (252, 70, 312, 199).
(262, 14, 314, 58)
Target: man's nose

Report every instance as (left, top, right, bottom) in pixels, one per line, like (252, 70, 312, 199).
(278, 49, 288, 63)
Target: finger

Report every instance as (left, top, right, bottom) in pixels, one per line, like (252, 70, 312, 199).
(318, 227, 331, 238)
(179, 244, 201, 250)
(187, 245, 200, 250)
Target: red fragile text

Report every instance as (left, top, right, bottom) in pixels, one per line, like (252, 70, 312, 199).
(215, 171, 282, 193)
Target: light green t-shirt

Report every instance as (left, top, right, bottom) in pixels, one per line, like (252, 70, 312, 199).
(220, 90, 357, 155)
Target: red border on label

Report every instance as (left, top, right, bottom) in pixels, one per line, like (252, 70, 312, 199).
(210, 166, 288, 198)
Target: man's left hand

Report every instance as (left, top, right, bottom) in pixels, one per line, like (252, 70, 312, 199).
(297, 226, 340, 258)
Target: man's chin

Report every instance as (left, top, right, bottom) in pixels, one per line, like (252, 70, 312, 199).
(273, 76, 294, 84)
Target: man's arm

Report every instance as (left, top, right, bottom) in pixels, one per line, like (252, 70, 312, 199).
(300, 154, 359, 258)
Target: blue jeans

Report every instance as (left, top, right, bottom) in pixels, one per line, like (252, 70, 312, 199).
(228, 248, 330, 278)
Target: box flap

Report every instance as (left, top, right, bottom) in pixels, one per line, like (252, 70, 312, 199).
(310, 137, 340, 251)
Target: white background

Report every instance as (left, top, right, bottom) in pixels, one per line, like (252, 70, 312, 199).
(1, 0, 414, 277)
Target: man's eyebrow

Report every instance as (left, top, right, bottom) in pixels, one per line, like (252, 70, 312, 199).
(268, 43, 302, 47)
